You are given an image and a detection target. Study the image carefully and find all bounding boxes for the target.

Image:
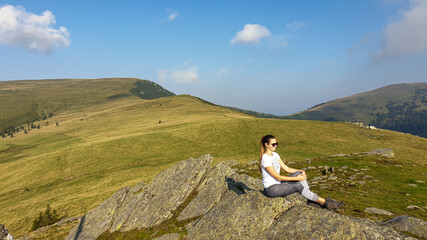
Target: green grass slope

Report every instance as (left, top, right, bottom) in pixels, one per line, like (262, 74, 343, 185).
(0, 80, 426, 238)
(0, 78, 175, 134)
(283, 82, 427, 137)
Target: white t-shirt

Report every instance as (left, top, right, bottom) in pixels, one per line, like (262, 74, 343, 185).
(261, 152, 281, 188)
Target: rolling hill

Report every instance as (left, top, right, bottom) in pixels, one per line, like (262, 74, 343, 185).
(0, 78, 175, 137)
(0, 79, 426, 238)
(283, 83, 427, 137)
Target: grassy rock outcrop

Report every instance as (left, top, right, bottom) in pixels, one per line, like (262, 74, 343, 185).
(66, 154, 426, 240)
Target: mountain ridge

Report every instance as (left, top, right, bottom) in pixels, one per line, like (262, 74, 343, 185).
(0, 78, 175, 137)
(225, 82, 427, 137)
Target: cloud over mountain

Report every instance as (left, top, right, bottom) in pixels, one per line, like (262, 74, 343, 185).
(0, 5, 70, 54)
(373, 0, 427, 60)
(158, 67, 198, 84)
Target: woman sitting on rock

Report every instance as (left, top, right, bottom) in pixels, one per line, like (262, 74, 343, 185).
(260, 134, 343, 210)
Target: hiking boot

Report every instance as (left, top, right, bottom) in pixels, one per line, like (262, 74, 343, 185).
(325, 197, 343, 210)
(307, 200, 324, 209)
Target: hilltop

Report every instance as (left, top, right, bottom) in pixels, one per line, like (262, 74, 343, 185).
(0, 78, 175, 136)
(0, 78, 426, 238)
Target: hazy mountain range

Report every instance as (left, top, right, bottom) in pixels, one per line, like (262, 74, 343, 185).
(227, 83, 427, 138)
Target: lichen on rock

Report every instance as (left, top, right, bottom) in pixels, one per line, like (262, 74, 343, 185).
(186, 192, 306, 240)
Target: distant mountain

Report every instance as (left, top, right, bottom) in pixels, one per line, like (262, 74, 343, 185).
(223, 83, 427, 138)
(0, 78, 175, 135)
(283, 83, 427, 137)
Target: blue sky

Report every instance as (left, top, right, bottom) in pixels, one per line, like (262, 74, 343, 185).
(1, 0, 426, 114)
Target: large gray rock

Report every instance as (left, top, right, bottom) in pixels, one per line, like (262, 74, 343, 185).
(66, 186, 130, 240)
(382, 215, 427, 239)
(365, 207, 394, 216)
(177, 162, 234, 221)
(265, 206, 412, 240)
(178, 162, 263, 222)
(121, 154, 212, 230)
(228, 172, 263, 192)
(186, 192, 306, 240)
(67, 154, 212, 240)
(369, 148, 395, 158)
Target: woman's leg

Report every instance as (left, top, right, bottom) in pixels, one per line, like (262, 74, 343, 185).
(264, 181, 303, 198)
(287, 171, 342, 209)
(287, 171, 319, 202)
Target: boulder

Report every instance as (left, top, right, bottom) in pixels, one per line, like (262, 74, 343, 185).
(265, 206, 411, 240)
(66, 154, 213, 240)
(122, 154, 212, 231)
(177, 162, 234, 221)
(186, 192, 306, 240)
(369, 148, 394, 158)
(407, 205, 423, 210)
(382, 215, 427, 239)
(66, 186, 130, 240)
(227, 172, 263, 192)
(364, 207, 394, 216)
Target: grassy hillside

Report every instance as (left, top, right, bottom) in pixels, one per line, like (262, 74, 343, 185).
(0, 78, 174, 135)
(283, 82, 427, 137)
(0, 80, 426, 238)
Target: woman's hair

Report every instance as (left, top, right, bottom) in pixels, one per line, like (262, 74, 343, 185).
(259, 134, 276, 172)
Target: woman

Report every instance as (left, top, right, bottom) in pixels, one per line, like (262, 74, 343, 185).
(260, 134, 343, 210)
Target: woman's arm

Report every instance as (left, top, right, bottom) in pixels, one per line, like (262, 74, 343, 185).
(279, 158, 301, 174)
(265, 166, 305, 181)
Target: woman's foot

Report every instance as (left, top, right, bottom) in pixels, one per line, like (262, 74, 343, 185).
(324, 197, 343, 210)
(307, 200, 324, 209)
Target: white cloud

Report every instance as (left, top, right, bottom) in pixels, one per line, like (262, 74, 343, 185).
(217, 68, 231, 76)
(230, 23, 271, 44)
(168, 12, 179, 21)
(372, 0, 427, 60)
(0, 5, 70, 54)
(157, 67, 198, 84)
(286, 21, 307, 30)
(247, 58, 255, 63)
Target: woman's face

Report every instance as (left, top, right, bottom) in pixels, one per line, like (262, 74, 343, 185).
(266, 138, 278, 152)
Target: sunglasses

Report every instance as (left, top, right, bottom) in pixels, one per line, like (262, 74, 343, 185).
(271, 143, 279, 147)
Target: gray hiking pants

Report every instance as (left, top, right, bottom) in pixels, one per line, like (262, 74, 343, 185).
(264, 171, 319, 202)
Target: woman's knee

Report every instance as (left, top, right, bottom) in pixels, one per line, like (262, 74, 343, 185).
(288, 171, 302, 177)
(296, 182, 304, 192)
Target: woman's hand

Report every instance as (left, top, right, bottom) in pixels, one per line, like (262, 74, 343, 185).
(298, 171, 307, 181)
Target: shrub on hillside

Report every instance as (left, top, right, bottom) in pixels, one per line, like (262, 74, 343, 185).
(31, 205, 60, 231)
